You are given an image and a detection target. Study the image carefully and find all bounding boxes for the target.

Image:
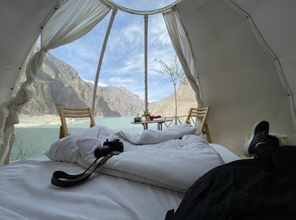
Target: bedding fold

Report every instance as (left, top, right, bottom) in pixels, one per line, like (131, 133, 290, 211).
(115, 125, 199, 144)
(46, 125, 225, 192)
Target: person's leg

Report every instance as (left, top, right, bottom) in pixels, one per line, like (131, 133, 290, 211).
(243, 120, 279, 158)
(267, 146, 296, 182)
(257, 145, 296, 183)
(243, 120, 296, 181)
(255, 144, 279, 165)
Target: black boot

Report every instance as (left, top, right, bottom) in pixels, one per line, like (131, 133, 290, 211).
(243, 120, 279, 157)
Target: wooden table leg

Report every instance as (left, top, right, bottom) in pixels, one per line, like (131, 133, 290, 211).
(142, 123, 148, 130)
(157, 122, 163, 130)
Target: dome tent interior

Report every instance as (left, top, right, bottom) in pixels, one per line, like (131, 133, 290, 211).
(0, 0, 295, 165)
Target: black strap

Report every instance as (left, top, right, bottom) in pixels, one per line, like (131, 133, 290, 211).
(51, 152, 115, 187)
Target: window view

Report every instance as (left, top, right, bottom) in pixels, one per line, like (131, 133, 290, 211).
(11, 7, 196, 161)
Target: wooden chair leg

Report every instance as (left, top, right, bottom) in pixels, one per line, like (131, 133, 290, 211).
(204, 123, 212, 143)
(59, 126, 64, 139)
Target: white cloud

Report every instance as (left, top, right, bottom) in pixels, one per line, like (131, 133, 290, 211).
(83, 79, 109, 87)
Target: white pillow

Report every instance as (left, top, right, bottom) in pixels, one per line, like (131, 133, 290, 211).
(45, 126, 104, 163)
(76, 138, 103, 165)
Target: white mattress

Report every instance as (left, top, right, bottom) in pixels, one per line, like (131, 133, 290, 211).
(0, 154, 184, 220)
(0, 125, 240, 220)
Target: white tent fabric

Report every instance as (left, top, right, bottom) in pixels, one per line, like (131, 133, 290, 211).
(0, 0, 295, 162)
(0, 0, 60, 104)
(176, 0, 296, 155)
(0, 0, 110, 166)
(225, 0, 296, 122)
(163, 9, 204, 107)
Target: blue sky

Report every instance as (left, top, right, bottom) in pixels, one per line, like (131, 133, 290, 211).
(51, 9, 177, 102)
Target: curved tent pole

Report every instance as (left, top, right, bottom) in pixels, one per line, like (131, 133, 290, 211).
(92, 9, 118, 113)
(225, 0, 296, 130)
(91, 10, 150, 113)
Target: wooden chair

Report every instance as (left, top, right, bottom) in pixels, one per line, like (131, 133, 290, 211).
(185, 106, 212, 143)
(58, 106, 96, 139)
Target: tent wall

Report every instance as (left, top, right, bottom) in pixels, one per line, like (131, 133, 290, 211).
(176, 0, 296, 156)
(0, 0, 60, 106)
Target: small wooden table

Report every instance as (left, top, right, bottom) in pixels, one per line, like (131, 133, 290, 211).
(131, 119, 173, 130)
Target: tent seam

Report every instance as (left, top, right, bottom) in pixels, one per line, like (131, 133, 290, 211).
(225, 0, 296, 131)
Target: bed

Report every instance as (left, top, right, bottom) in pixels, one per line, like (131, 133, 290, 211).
(0, 124, 240, 220)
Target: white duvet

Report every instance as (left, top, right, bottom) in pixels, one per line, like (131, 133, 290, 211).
(46, 124, 225, 193)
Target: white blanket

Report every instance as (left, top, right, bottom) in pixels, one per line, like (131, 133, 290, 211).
(115, 125, 197, 144)
(46, 125, 225, 193)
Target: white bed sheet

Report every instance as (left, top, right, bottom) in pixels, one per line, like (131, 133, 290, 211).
(0, 154, 183, 220)
(0, 125, 241, 220)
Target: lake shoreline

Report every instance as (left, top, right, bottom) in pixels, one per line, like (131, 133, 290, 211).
(16, 115, 90, 128)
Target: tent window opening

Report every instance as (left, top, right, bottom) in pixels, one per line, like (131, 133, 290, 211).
(49, 5, 179, 113)
(102, 0, 182, 15)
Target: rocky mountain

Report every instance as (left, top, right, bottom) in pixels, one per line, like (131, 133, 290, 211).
(16, 51, 145, 117)
(149, 82, 197, 120)
(16, 49, 197, 117)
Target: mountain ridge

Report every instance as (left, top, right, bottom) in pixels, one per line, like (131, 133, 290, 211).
(15, 50, 197, 118)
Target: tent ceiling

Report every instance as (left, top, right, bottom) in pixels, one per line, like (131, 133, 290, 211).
(0, 0, 59, 104)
